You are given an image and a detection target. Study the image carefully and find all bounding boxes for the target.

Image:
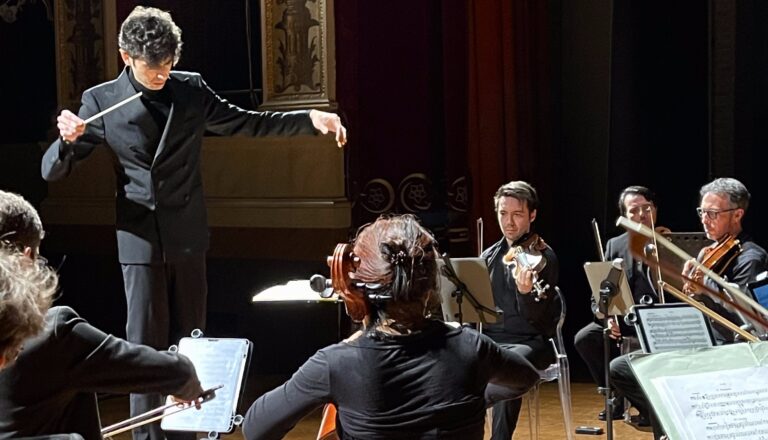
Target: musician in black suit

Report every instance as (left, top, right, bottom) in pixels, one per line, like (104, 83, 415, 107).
(481, 181, 561, 439)
(0, 190, 203, 440)
(573, 185, 663, 422)
(610, 178, 768, 440)
(41, 7, 347, 440)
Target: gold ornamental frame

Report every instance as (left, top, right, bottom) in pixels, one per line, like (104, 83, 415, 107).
(260, 0, 336, 110)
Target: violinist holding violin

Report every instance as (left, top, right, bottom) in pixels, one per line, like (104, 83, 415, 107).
(610, 177, 768, 440)
(480, 181, 561, 440)
(681, 177, 768, 340)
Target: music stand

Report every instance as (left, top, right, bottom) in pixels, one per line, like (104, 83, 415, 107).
(584, 261, 635, 318)
(658, 232, 712, 292)
(625, 303, 716, 353)
(437, 255, 499, 326)
(748, 276, 768, 310)
(720, 279, 768, 339)
(583, 260, 635, 437)
(161, 333, 252, 437)
(252, 279, 346, 344)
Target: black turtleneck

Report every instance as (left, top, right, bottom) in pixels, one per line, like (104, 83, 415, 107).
(128, 68, 172, 139)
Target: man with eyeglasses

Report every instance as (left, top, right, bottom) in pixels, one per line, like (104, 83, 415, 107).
(610, 177, 768, 440)
(682, 178, 768, 307)
(574, 185, 664, 425)
(0, 190, 204, 440)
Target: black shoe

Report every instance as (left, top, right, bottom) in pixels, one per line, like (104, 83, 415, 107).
(625, 414, 652, 432)
(633, 414, 651, 427)
(597, 406, 625, 421)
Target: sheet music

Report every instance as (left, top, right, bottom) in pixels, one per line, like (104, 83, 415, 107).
(635, 305, 714, 353)
(161, 338, 250, 433)
(653, 366, 768, 440)
(643, 307, 713, 352)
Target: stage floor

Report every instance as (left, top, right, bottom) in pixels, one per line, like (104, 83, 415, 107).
(99, 381, 654, 439)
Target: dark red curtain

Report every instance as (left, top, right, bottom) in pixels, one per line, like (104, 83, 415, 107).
(468, 1, 556, 248)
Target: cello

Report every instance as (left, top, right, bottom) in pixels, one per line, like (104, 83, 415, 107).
(314, 242, 367, 440)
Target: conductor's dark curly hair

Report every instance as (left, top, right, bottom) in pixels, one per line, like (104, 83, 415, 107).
(118, 6, 182, 66)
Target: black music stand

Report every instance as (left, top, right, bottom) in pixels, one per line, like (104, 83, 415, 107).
(437, 254, 499, 326)
(583, 261, 635, 439)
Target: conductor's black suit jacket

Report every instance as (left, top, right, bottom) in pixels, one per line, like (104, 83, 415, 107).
(42, 68, 316, 264)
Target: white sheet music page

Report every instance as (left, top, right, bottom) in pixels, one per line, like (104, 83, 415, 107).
(638, 306, 714, 353)
(161, 338, 250, 433)
(653, 366, 768, 440)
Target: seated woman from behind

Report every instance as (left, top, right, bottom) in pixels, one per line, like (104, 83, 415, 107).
(243, 214, 540, 440)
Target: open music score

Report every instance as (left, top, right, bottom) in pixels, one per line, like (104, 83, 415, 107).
(630, 342, 768, 440)
(633, 304, 716, 353)
(654, 367, 768, 439)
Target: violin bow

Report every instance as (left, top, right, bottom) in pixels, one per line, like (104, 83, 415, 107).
(647, 211, 666, 304)
(101, 385, 221, 438)
(617, 217, 768, 325)
(476, 218, 484, 258)
(590, 218, 606, 262)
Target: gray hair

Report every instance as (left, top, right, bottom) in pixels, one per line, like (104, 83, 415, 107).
(700, 177, 750, 211)
(0, 246, 57, 362)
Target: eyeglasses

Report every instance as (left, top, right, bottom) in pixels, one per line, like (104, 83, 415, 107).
(696, 207, 738, 220)
(627, 204, 654, 216)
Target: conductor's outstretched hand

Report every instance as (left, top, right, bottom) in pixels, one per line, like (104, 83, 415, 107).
(310, 109, 347, 148)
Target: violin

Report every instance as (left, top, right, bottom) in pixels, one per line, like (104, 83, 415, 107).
(683, 234, 741, 295)
(502, 232, 551, 301)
